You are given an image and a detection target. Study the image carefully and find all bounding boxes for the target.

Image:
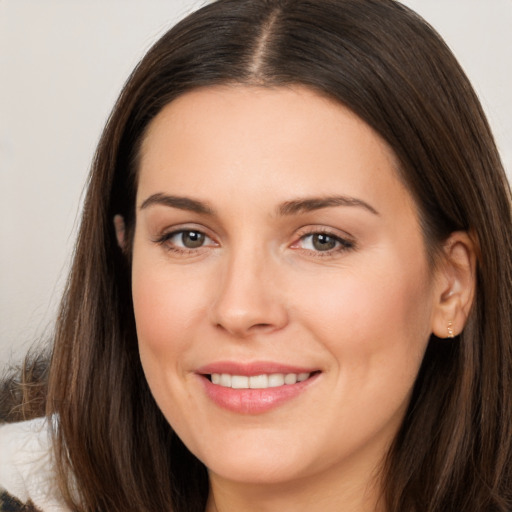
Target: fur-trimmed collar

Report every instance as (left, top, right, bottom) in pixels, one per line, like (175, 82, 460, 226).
(0, 418, 68, 512)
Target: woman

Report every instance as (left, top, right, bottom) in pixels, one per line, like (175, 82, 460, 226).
(1, 0, 511, 511)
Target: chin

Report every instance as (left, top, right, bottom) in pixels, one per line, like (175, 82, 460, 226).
(190, 431, 327, 486)
(205, 455, 310, 486)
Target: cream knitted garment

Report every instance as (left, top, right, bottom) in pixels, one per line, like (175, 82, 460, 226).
(0, 417, 69, 512)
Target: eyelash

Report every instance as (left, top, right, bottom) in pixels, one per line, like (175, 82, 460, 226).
(293, 230, 355, 257)
(154, 228, 355, 257)
(155, 229, 217, 255)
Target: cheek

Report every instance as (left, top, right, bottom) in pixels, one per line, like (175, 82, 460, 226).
(301, 261, 433, 438)
(133, 258, 204, 338)
(297, 255, 433, 373)
(131, 261, 213, 432)
(131, 256, 212, 386)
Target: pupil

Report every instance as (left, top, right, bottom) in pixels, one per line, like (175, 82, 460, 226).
(313, 234, 336, 251)
(183, 231, 205, 248)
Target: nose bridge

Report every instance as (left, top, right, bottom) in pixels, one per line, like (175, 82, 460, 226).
(209, 237, 288, 337)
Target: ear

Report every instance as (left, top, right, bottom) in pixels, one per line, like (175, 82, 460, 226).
(113, 214, 126, 251)
(431, 231, 477, 339)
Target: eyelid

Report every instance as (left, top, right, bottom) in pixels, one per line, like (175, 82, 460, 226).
(167, 230, 215, 246)
(152, 223, 355, 257)
(153, 224, 219, 253)
(290, 226, 356, 254)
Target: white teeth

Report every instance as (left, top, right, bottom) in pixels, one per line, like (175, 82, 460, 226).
(284, 373, 297, 385)
(219, 374, 232, 387)
(231, 375, 249, 389)
(268, 374, 285, 387)
(210, 372, 311, 389)
(249, 374, 268, 389)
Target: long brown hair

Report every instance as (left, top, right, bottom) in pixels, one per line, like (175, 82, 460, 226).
(42, 0, 512, 510)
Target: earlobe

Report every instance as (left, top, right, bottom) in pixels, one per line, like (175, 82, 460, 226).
(113, 214, 126, 251)
(431, 231, 477, 339)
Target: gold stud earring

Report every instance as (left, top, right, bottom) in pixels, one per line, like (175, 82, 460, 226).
(447, 321, 455, 338)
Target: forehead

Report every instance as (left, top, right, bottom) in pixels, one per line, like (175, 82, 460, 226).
(137, 85, 415, 220)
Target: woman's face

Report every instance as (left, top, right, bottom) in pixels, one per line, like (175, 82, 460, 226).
(131, 86, 441, 491)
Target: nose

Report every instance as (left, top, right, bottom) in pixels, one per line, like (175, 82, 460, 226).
(209, 247, 289, 338)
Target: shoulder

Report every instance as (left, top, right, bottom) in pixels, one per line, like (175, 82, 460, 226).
(0, 418, 69, 512)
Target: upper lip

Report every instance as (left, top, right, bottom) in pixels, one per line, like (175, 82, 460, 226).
(196, 361, 319, 376)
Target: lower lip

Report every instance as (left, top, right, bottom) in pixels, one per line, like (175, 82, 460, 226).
(199, 373, 320, 414)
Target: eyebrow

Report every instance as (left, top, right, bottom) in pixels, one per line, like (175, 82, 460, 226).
(277, 196, 379, 216)
(140, 193, 215, 215)
(139, 193, 379, 217)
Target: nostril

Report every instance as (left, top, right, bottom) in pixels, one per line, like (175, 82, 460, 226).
(253, 323, 273, 329)
(214, 321, 274, 334)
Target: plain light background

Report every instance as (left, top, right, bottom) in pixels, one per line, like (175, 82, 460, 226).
(1, 0, 511, 366)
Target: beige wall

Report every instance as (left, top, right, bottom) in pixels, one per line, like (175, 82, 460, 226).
(1, 0, 511, 365)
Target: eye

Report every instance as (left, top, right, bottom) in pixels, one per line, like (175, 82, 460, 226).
(173, 230, 206, 248)
(293, 230, 354, 255)
(156, 229, 216, 251)
(302, 233, 339, 251)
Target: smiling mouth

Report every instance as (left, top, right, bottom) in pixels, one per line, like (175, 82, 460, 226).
(206, 371, 319, 389)
(199, 367, 321, 413)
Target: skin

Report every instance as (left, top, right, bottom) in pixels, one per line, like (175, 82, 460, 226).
(124, 85, 475, 512)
